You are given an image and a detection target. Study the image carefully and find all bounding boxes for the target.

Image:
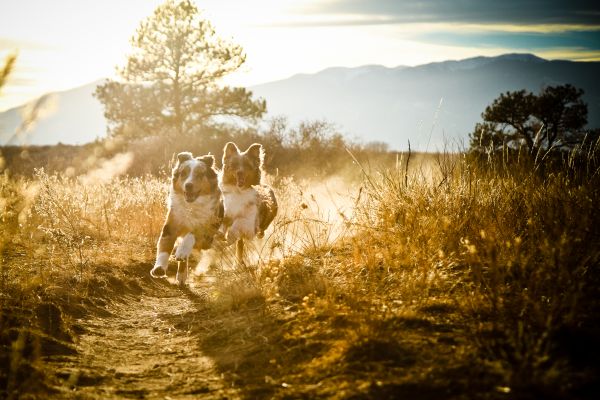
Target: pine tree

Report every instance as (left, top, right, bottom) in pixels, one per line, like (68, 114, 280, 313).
(470, 85, 589, 154)
(95, 0, 266, 139)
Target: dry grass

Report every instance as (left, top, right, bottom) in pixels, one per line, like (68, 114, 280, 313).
(0, 169, 168, 397)
(1, 140, 599, 398)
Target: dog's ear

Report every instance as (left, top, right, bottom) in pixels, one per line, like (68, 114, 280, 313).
(177, 152, 193, 164)
(197, 154, 215, 168)
(172, 152, 192, 179)
(223, 142, 239, 160)
(245, 143, 264, 164)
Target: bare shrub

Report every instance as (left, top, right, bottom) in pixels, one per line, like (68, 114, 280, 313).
(350, 138, 600, 394)
(32, 169, 167, 276)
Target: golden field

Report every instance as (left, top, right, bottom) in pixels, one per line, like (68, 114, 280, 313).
(1, 135, 599, 399)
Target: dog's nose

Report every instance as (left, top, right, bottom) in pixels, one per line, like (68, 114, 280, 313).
(184, 182, 193, 191)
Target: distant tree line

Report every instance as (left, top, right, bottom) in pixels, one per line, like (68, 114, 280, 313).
(0, 117, 394, 180)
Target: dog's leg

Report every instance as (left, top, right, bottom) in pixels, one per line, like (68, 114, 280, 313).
(175, 233, 195, 285)
(236, 238, 244, 266)
(175, 233, 195, 260)
(176, 258, 188, 286)
(225, 225, 240, 245)
(151, 222, 176, 278)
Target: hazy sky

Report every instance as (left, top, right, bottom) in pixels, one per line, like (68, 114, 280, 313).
(1, 0, 599, 111)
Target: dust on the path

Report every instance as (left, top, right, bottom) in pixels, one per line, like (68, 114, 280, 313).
(46, 274, 238, 399)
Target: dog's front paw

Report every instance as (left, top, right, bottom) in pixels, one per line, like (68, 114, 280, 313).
(151, 252, 170, 278)
(175, 233, 195, 260)
(150, 265, 167, 278)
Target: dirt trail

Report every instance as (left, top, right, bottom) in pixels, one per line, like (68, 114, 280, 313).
(47, 270, 238, 399)
(40, 261, 476, 400)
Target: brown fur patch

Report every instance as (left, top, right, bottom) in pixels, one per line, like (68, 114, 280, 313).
(256, 185, 278, 236)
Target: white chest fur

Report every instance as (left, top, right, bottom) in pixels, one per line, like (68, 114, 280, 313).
(220, 184, 259, 242)
(169, 191, 218, 231)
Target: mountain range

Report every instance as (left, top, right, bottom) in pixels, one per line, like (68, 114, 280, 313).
(1, 54, 599, 150)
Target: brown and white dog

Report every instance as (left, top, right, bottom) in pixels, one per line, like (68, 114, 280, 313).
(219, 142, 278, 263)
(150, 152, 223, 284)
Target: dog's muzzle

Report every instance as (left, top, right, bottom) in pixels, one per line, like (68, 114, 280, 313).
(184, 190, 199, 202)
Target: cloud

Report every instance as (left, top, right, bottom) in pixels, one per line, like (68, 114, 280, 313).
(299, 0, 600, 26)
(414, 30, 600, 51)
(278, 1, 600, 62)
(532, 48, 600, 61)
